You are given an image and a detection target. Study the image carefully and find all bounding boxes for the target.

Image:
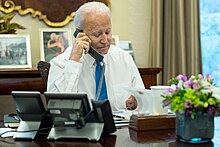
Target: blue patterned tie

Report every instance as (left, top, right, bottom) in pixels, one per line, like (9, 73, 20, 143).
(95, 60, 107, 100)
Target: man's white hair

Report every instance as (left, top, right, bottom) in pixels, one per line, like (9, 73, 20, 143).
(73, 2, 110, 30)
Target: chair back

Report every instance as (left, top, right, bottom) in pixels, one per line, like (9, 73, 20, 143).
(37, 61, 50, 88)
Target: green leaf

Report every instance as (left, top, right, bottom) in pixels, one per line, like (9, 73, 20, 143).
(0, 13, 25, 34)
(6, 23, 26, 30)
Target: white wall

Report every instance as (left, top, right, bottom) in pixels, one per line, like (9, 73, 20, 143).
(111, 0, 151, 66)
(12, 0, 151, 67)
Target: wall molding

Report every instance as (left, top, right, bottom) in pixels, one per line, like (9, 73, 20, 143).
(0, 0, 111, 27)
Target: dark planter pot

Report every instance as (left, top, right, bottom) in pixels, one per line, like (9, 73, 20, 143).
(176, 111, 214, 143)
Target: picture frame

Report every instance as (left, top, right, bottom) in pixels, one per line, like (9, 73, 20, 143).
(111, 35, 119, 47)
(0, 34, 32, 69)
(39, 28, 72, 62)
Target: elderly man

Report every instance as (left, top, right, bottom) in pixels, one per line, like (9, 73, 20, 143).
(47, 2, 145, 111)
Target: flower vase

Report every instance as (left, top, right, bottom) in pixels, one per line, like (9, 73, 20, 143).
(175, 111, 214, 143)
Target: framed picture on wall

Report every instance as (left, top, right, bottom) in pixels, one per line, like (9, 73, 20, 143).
(39, 28, 72, 62)
(0, 34, 32, 69)
(111, 35, 119, 46)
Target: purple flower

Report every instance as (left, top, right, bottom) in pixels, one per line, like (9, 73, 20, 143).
(206, 74, 214, 83)
(208, 106, 215, 114)
(185, 109, 192, 117)
(177, 74, 188, 82)
(196, 92, 201, 97)
(198, 74, 204, 80)
(193, 82, 200, 90)
(184, 80, 193, 89)
(167, 88, 175, 93)
(163, 100, 171, 107)
(184, 100, 192, 109)
(175, 86, 180, 91)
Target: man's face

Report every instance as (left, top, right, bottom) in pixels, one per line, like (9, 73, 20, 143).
(83, 12, 112, 55)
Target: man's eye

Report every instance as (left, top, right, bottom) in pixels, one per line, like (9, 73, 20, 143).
(93, 31, 111, 37)
(93, 32, 101, 37)
(105, 31, 110, 35)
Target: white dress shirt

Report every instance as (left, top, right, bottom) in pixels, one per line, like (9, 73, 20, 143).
(47, 45, 145, 111)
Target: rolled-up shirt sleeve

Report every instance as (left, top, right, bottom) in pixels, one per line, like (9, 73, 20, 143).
(47, 57, 83, 93)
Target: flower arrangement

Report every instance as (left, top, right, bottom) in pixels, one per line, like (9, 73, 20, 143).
(162, 74, 220, 118)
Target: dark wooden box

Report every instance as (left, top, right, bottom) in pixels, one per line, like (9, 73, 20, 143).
(129, 114, 175, 131)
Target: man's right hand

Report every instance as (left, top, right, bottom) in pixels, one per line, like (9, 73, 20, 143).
(69, 32, 91, 62)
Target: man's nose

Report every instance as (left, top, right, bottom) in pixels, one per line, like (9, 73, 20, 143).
(100, 34, 108, 43)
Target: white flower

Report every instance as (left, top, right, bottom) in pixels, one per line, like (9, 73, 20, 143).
(211, 86, 220, 100)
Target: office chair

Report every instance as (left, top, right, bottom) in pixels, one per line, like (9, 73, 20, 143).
(37, 61, 50, 88)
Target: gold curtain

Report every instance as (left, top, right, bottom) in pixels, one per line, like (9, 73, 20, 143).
(149, 0, 202, 85)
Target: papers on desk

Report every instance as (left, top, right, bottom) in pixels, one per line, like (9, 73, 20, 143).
(0, 127, 16, 137)
(113, 110, 132, 127)
(113, 110, 133, 120)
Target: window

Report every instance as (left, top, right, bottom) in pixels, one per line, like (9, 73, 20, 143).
(200, 0, 220, 87)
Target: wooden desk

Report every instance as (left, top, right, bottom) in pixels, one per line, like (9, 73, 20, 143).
(0, 67, 162, 95)
(0, 95, 219, 147)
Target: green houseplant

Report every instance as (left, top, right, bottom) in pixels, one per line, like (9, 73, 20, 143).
(162, 74, 220, 143)
(0, 13, 25, 34)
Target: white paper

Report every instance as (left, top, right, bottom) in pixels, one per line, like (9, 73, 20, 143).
(0, 128, 16, 137)
(113, 111, 130, 127)
(113, 110, 133, 120)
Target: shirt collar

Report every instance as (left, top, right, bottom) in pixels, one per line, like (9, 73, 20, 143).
(84, 53, 96, 68)
(83, 48, 111, 67)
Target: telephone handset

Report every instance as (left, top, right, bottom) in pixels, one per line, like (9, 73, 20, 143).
(74, 29, 103, 62)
